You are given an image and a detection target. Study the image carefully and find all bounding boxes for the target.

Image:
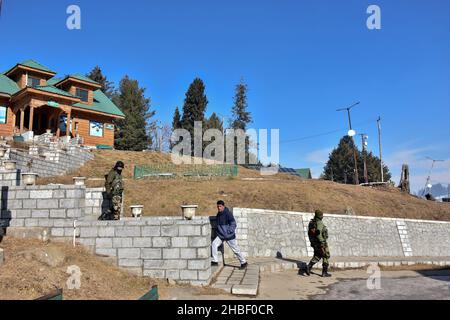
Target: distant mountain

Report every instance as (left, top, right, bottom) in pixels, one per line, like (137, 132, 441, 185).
(417, 183, 450, 197)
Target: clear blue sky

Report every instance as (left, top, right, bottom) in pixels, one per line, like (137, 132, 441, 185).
(1, 0, 449, 192)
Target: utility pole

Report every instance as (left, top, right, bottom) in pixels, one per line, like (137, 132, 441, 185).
(422, 157, 444, 196)
(359, 133, 368, 183)
(337, 102, 360, 185)
(377, 117, 384, 182)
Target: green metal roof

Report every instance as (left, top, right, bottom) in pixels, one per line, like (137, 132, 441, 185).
(34, 85, 77, 98)
(74, 90, 125, 117)
(0, 74, 20, 96)
(16, 60, 55, 74)
(46, 77, 62, 86)
(295, 168, 312, 179)
(69, 73, 101, 85)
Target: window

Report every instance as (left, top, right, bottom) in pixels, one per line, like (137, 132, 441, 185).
(0, 106, 7, 124)
(76, 88, 89, 102)
(89, 121, 103, 137)
(27, 76, 40, 88)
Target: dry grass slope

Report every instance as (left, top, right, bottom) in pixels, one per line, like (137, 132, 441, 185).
(38, 150, 450, 221)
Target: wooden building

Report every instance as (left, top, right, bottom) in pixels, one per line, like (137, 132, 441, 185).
(0, 60, 124, 147)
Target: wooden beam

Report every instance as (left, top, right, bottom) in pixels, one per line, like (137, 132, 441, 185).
(29, 106, 34, 131)
(20, 109, 24, 133)
(66, 108, 71, 137)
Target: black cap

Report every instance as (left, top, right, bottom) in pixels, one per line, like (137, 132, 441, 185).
(115, 161, 125, 169)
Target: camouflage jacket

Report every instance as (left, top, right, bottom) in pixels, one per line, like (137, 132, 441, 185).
(105, 169, 124, 196)
(308, 218, 328, 246)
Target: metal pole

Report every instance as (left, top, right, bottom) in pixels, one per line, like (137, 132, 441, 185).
(377, 117, 384, 182)
(360, 134, 368, 183)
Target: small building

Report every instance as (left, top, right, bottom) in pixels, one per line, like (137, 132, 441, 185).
(295, 168, 312, 179)
(0, 60, 124, 147)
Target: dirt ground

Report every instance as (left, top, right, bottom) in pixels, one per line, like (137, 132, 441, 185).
(37, 150, 450, 221)
(0, 237, 167, 300)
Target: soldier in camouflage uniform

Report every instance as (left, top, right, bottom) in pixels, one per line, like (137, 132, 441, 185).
(101, 161, 124, 221)
(306, 209, 331, 277)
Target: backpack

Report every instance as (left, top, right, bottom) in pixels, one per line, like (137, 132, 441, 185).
(105, 174, 112, 194)
(308, 219, 320, 242)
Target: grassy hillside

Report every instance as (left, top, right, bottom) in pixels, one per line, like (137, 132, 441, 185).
(38, 150, 450, 221)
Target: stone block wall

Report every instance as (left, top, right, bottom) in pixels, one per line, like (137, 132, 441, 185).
(0, 170, 21, 187)
(0, 185, 85, 228)
(85, 188, 111, 219)
(230, 208, 450, 259)
(8, 146, 94, 177)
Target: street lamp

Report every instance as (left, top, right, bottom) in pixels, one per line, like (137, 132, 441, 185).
(337, 102, 360, 185)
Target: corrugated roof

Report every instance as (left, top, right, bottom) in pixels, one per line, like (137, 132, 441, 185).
(46, 77, 62, 86)
(296, 168, 312, 179)
(70, 73, 101, 85)
(0, 74, 20, 96)
(74, 90, 125, 117)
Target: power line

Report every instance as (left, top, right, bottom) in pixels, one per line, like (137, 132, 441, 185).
(279, 118, 377, 144)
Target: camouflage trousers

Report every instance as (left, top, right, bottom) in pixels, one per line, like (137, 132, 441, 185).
(112, 195, 122, 219)
(309, 244, 330, 266)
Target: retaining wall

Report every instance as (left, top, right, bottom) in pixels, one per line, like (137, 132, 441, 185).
(229, 208, 450, 259)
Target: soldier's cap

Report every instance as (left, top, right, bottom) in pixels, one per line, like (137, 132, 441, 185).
(115, 161, 125, 169)
(314, 209, 323, 218)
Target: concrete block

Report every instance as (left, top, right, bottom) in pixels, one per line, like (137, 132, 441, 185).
(144, 260, 165, 269)
(9, 219, 25, 227)
(78, 238, 95, 247)
(98, 227, 115, 237)
(143, 270, 165, 278)
(80, 227, 98, 237)
(66, 189, 84, 198)
(30, 190, 53, 199)
(38, 219, 54, 227)
(189, 237, 208, 247)
(188, 260, 210, 270)
(67, 208, 83, 218)
(166, 269, 180, 280)
(50, 209, 67, 218)
(59, 199, 77, 209)
(52, 190, 66, 199)
(141, 226, 161, 237)
(198, 269, 211, 281)
(180, 248, 197, 259)
(133, 237, 153, 247)
(95, 248, 117, 257)
(160, 225, 178, 236)
(15, 209, 31, 218)
(141, 248, 162, 259)
(171, 237, 188, 248)
(197, 247, 210, 258)
(53, 220, 73, 227)
(180, 270, 198, 280)
(31, 209, 49, 218)
(51, 228, 65, 237)
(118, 248, 140, 259)
(152, 237, 171, 248)
(15, 190, 30, 199)
(37, 199, 59, 209)
(116, 226, 141, 237)
(179, 225, 201, 236)
(24, 218, 39, 227)
(96, 238, 113, 248)
(118, 259, 143, 267)
(232, 285, 258, 296)
(163, 248, 180, 259)
(8, 200, 22, 209)
(113, 237, 133, 248)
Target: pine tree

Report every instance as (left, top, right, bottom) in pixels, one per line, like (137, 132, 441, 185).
(230, 79, 252, 164)
(86, 66, 115, 98)
(323, 136, 391, 184)
(113, 75, 155, 151)
(180, 78, 208, 156)
(205, 112, 223, 132)
(172, 107, 181, 130)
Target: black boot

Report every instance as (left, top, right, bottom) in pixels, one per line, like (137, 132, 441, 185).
(322, 264, 332, 277)
(305, 262, 314, 276)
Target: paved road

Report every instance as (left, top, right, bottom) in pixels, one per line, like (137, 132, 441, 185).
(165, 268, 450, 300)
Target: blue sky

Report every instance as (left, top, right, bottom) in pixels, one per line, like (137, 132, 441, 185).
(1, 0, 449, 192)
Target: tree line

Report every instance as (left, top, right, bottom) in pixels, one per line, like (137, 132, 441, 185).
(87, 67, 252, 162)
